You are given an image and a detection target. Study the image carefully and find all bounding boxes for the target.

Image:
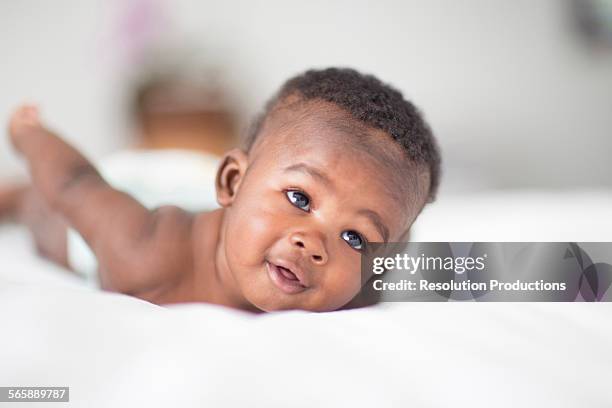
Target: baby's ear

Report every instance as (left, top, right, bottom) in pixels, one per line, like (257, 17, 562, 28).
(216, 148, 249, 207)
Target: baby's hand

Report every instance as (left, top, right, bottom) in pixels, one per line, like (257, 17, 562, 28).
(8, 104, 41, 149)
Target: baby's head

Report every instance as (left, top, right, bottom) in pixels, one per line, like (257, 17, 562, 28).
(214, 68, 440, 312)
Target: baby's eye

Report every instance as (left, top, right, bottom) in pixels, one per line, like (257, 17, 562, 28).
(286, 190, 310, 212)
(341, 230, 365, 251)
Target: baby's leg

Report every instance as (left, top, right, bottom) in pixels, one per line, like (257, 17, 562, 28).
(0, 184, 26, 219)
(18, 186, 70, 268)
(0, 183, 69, 268)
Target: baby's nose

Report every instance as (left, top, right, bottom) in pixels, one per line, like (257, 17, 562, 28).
(290, 232, 328, 265)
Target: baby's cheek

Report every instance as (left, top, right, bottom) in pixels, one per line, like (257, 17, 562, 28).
(227, 205, 283, 265)
(317, 260, 362, 310)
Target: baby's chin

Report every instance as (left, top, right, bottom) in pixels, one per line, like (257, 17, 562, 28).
(242, 285, 349, 313)
(243, 289, 317, 312)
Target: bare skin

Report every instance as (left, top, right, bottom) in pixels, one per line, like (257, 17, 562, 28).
(0, 184, 25, 219)
(6, 101, 428, 312)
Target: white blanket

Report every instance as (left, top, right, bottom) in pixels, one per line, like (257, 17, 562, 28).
(1, 191, 611, 407)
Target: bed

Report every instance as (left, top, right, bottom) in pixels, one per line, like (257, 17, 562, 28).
(1, 190, 611, 407)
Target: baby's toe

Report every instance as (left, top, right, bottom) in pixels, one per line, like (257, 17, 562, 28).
(8, 104, 41, 136)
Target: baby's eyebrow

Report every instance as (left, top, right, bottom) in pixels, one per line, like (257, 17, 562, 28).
(284, 162, 390, 242)
(357, 208, 390, 243)
(284, 163, 334, 189)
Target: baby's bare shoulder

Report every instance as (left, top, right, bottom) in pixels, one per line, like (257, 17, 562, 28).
(124, 208, 222, 304)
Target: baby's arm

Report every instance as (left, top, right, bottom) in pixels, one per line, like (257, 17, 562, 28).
(8, 106, 194, 295)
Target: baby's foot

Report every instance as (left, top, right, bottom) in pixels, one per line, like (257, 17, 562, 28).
(8, 104, 42, 146)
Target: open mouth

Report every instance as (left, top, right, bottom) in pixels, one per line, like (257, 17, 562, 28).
(266, 261, 307, 295)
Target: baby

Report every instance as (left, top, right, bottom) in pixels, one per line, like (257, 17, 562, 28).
(6, 68, 441, 312)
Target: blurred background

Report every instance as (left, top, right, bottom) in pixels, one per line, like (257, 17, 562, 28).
(1, 0, 611, 195)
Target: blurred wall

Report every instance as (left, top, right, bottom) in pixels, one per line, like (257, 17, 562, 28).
(1, 0, 611, 193)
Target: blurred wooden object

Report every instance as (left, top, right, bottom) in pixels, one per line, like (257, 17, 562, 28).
(132, 74, 238, 156)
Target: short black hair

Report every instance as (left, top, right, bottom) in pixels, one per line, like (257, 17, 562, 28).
(246, 67, 441, 202)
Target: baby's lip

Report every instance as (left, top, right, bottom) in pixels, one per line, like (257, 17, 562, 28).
(266, 258, 310, 288)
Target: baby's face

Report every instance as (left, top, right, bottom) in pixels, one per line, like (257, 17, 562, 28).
(220, 103, 423, 312)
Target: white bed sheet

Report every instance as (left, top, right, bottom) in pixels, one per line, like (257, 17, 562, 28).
(1, 191, 611, 407)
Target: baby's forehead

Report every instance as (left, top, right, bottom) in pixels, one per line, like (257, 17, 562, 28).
(258, 99, 374, 144)
(254, 100, 399, 162)
(250, 101, 428, 224)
